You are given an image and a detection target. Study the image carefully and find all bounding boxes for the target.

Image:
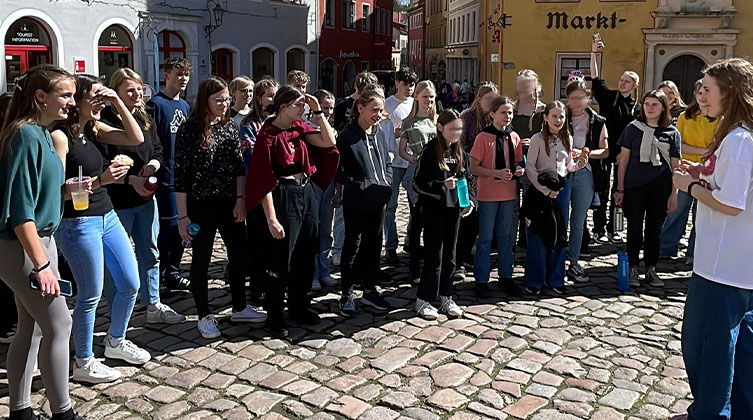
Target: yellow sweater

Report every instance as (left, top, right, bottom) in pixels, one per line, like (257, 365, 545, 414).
(676, 111, 718, 162)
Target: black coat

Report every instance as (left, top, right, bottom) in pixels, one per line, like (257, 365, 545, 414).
(519, 172, 567, 249)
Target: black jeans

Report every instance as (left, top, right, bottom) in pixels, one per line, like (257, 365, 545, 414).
(593, 162, 617, 236)
(623, 173, 672, 267)
(263, 181, 318, 324)
(156, 188, 185, 282)
(408, 201, 424, 276)
(341, 206, 385, 295)
(456, 209, 478, 268)
(417, 204, 460, 302)
(246, 204, 269, 296)
(0, 279, 17, 332)
(187, 197, 248, 318)
(515, 176, 531, 247)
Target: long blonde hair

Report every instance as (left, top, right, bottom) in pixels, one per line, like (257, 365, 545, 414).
(513, 69, 543, 111)
(702, 58, 753, 162)
(408, 80, 437, 123)
(241, 77, 279, 128)
(109, 67, 151, 131)
(468, 82, 499, 133)
(657, 80, 687, 109)
(0, 64, 74, 160)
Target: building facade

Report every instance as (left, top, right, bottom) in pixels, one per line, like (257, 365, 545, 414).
(425, 0, 447, 82)
(1, 0, 317, 100)
(407, 0, 426, 77)
(318, 0, 394, 97)
(392, 11, 408, 70)
(480, 0, 752, 103)
(446, 0, 480, 85)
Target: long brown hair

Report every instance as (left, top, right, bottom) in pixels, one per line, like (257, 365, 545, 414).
(637, 89, 672, 128)
(702, 58, 753, 162)
(435, 109, 464, 172)
(0, 64, 74, 159)
(541, 101, 571, 156)
(684, 79, 706, 121)
(241, 77, 278, 128)
(408, 80, 437, 123)
(59, 74, 101, 141)
(187, 77, 230, 148)
(109, 67, 150, 131)
(467, 82, 499, 133)
(268, 85, 306, 116)
(657, 80, 687, 109)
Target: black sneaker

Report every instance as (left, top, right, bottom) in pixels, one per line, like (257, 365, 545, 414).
(475, 282, 489, 294)
(291, 308, 321, 325)
(385, 249, 400, 264)
(158, 281, 171, 297)
(452, 267, 466, 281)
(498, 278, 522, 296)
(265, 319, 289, 338)
(580, 245, 592, 259)
(566, 264, 589, 283)
(552, 285, 567, 294)
(376, 269, 394, 286)
(165, 276, 191, 291)
(339, 293, 360, 318)
(361, 290, 392, 311)
(0, 325, 16, 344)
(524, 285, 542, 295)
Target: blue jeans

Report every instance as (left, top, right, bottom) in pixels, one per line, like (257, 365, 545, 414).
(660, 190, 696, 258)
(385, 166, 412, 250)
(524, 181, 570, 289)
(56, 210, 139, 361)
(103, 199, 160, 306)
(682, 273, 753, 420)
(474, 200, 516, 283)
(314, 182, 335, 279)
(565, 170, 594, 261)
(332, 205, 344, 256)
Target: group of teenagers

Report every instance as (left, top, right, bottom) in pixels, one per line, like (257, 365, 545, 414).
(0, 32, 752, 419)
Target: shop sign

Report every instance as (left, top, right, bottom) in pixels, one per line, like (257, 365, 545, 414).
(340, 50, 361, 59)
(74, 58, 86, 74)
(546, 11, 626, 30)
(11, 23, 40, 44)
(490, 53, 500, 63)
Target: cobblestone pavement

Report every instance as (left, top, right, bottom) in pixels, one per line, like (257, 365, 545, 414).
(0, 194, 695, 420)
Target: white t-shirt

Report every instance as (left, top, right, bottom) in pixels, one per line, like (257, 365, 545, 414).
(383, 95, 414, 169)
(694, 123, 753, 290)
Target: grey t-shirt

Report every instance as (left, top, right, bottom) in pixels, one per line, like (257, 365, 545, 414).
(402, 116, 437, 157)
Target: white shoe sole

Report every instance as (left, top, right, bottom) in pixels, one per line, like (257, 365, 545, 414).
(72, 370, 121, 384)
(199, 329, 221, 339)
(147, 314, 186, 325)
(104, 347, 150, 365)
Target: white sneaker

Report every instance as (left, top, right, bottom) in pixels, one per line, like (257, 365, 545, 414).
(72, 358, 121, 384)
(147, 302, 186, 324)
(332, 254, 341, 266)
(439, 296, 463, 318)
(415, 299, 439, 320)
(320, 275, 337, 287)
(311, 278, 322, 292)
(104, 337, 151, 365)
(231, 305, 267, 324)
(198, 315, 221, 338)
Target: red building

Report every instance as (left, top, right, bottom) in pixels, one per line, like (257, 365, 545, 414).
(319, 0, 394, 97)
(407, 0, 425, 78)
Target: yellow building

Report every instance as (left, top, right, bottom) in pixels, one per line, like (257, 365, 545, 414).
(480, 0, 753, 103)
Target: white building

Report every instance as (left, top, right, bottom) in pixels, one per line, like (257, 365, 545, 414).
(446, 0, 479, 85)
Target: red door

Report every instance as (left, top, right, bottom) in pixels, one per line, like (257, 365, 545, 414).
(212, 49, 233, 81)
(5, 46, 50, 89)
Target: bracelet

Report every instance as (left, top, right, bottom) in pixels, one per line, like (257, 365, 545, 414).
(236, 195, 245, 200)
(687, 181, 701, 196)
(178, 215, 188, 220)
(32, 261, 51, 273)
(311, 110, 324, 115)
(124, 174, 130, 185)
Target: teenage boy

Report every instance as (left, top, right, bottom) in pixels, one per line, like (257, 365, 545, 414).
(147, 57, 192, 293)
(382, 67, 418, 263)
(287, 70, 310, 92)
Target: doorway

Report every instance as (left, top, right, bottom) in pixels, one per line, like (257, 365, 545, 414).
(662, 55, 706, 105)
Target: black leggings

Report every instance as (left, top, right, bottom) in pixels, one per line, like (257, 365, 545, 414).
(263, 181, 318, 323)
(187, 198, 248, 318)
(623, 174, 672, 267)
(341, 206, 385, 295)
(408, 201, 424, 276)
(417, 204, 460, 302)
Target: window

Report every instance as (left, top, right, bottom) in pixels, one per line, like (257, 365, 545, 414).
(325, 0, 334, 26)
(382, 10, 388, 36)
(252, 47, 275, 81)
(375, 6, 381, 33)
(351, 2, 357, 29)
(157, 30, 186, 88)
(362, 4, 370, 31)
(286, 48, 305, 73)
(472, 11, 476, 41)
(342, 0, 355, 29)
(211, 48, 233, 81)
(555, 52, 601, 100)
(97, 25, 133, 85)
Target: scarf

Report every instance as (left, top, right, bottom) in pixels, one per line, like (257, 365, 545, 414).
(481, 125, 516, 170)
(630, 120, 671, 167)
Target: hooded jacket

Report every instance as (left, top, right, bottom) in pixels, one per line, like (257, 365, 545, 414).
(336, 120, 393, 211)
(519, 171, 568, 249)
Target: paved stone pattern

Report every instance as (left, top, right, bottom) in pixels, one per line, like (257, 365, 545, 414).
(0, 193, 694, 419)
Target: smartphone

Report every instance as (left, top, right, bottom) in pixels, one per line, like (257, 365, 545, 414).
(29, 272, 73, 297)
(592, 33, 601, 42)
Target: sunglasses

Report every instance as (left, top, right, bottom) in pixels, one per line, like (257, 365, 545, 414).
(213, 97, 232, 105)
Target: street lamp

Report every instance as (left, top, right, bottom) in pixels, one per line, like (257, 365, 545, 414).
(204, 0, 227, 75)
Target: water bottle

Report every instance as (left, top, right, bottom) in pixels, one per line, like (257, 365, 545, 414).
(617, 252, 630, 292)
(183, 223, 200, 248)
(456, 177, 470, 208)
(615, 207, 625, 231)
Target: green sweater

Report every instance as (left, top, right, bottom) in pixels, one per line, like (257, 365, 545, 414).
(0, 124, 65, 239)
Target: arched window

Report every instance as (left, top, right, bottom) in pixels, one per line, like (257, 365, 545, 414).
(157, 30, 186, 87)
(321, 58, 336, 95)
(212, 48, 233, 81)
(252, 47, 275, 81)
(342, 60, 356, 96)
(286, 48, 306, 74)
(4, 17, 53, 90)
(97, 25, 133, 85)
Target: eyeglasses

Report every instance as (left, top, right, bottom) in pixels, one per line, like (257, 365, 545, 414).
(213, 97, 232, 105)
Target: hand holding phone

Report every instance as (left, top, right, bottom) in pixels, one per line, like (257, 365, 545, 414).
(29, 271, 73, 297)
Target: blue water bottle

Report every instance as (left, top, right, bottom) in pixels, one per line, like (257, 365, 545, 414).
(456, 177, 470, 208)
(617, 252, 630, 292)
(183, 223, 200, 248)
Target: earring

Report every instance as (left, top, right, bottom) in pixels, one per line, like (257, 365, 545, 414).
(41, 103, 47, 111)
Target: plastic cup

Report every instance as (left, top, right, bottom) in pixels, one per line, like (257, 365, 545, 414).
(67, 177, 91, 211)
